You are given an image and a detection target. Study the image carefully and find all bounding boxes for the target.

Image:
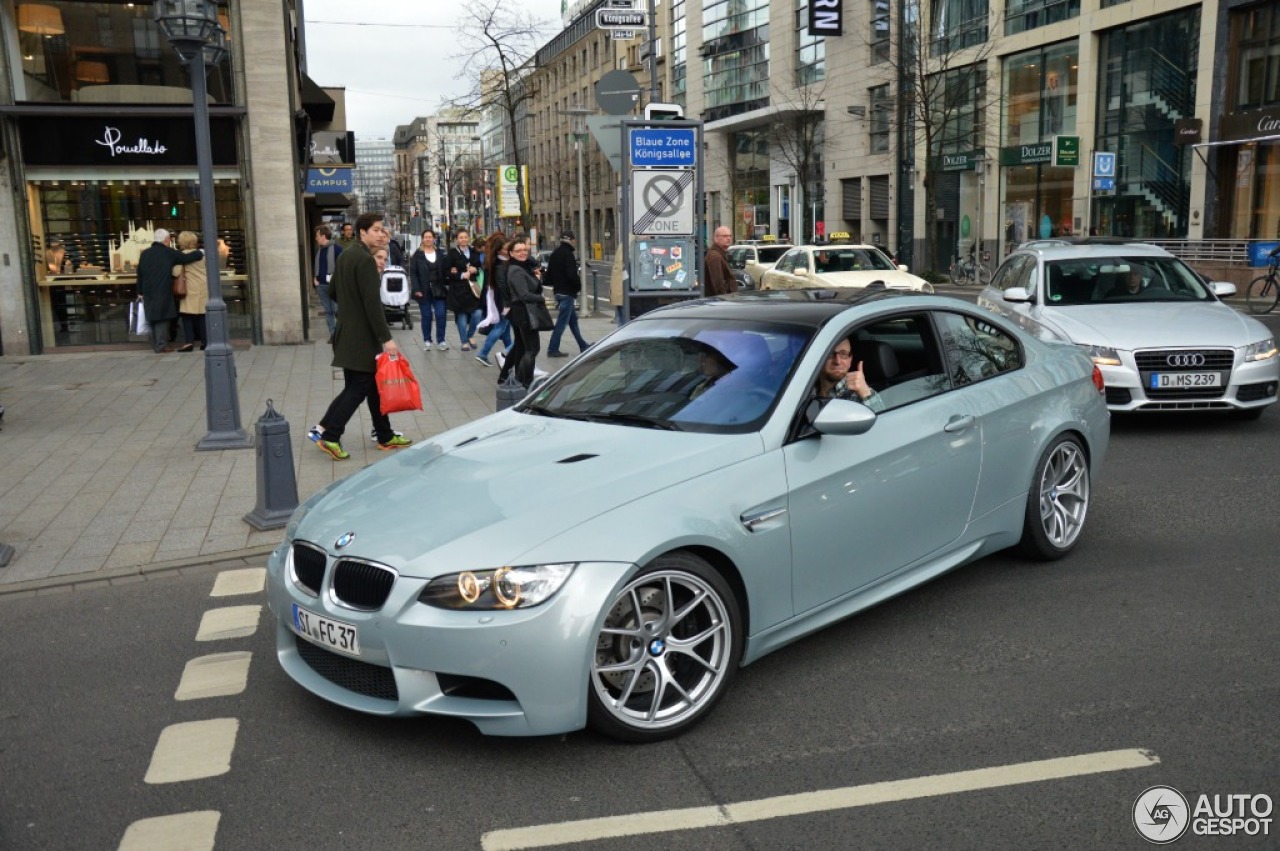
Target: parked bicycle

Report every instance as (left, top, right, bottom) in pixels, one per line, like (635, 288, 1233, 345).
(949, 247, 990, 287)
(1245, 246, 1280, 314)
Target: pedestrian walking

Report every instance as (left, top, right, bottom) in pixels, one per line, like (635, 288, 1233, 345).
(704, 225, 734, 297)
(446, 229, 483, 351)
(495, 237, 545, 388)
(545, 229, 591, 357)
(476, 231, 513, 366)
(409, 229, 448, 350)
(136, 227, 203, 353)
(335, 221, 357, 251)
(313, 225, 342, 343)
(313, 212, 413, 460)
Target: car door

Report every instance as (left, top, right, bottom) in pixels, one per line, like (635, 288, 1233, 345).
(783, 313, 982, 614)
(765, 249, 804, 290)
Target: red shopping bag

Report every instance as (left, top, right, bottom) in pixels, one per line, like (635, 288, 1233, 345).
(376, 352, 423, 415)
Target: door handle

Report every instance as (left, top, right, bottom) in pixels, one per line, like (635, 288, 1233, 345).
(943, 414, 976, 433)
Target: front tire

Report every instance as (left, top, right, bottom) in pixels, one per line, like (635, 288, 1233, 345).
(1018, 435, 1090, 560)
(587, 552, 743, 742)
(1245, 276, 1279, 314)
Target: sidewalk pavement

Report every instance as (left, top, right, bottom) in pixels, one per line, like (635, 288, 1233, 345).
(0, 309, 619, 595)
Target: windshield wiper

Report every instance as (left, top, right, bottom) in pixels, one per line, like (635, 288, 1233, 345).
(580, 411, 682, 431)
(520, 403, 581, 420)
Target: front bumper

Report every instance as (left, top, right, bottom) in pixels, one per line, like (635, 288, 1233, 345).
(266, 544, 633, 737)
(1096, 351, 1279, 413)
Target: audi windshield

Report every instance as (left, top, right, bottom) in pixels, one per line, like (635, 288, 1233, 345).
(1044, 256, 1216, 306)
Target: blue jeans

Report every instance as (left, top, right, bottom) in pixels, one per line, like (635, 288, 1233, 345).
(478, 316, 513, 359)
(418, 296, 447, 343)
(317, 283, 336, 336)
(455, 308, 483, 344)
(547, 293, 589, 353)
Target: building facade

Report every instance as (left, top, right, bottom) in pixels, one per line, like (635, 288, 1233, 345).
(352, 136, 393, 220)
(0, 0, 324, 355)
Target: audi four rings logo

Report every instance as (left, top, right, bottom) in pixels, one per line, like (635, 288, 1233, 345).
(1166, 353, 1206, 367)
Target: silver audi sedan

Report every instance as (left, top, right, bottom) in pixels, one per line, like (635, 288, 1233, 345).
(978, 241, 1279, 418)
(267, 290, 1108, 741)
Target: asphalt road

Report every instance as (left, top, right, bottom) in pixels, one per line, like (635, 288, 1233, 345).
(2, 358, 1278, 850)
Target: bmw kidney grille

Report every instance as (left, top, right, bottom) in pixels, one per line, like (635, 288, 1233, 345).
(291, 542, 327, 596)
(331, 559, 397, 610)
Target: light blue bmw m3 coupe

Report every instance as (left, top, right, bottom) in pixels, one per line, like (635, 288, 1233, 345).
(267, 289, 1109, 741)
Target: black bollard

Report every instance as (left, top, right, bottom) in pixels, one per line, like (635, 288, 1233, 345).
(496, 374, 526, 412)
(243, 399, 299, 531)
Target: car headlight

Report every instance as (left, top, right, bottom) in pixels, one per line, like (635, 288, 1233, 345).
(418, 563, 576, 610)
(1243, 338, 1278, 363)
(1077, 344, 1122, 366)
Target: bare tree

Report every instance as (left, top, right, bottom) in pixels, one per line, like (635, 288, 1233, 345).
(768, 83, 826, 243)
(878, 0, 1002, 271)
(446, 0, 549, 226)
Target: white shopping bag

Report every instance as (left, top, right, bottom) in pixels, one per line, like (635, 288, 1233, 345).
(130, 300, 151, 336)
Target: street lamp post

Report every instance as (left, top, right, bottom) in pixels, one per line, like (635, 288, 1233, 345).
(154, 0, 249, 451)
(562, 107, 593, 314)
(471, 134, 488, 234)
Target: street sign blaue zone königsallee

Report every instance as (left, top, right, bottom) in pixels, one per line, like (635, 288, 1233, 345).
(629, 127, 697, 168)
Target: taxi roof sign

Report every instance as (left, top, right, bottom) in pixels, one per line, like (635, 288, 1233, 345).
(828, 231, 852, 242)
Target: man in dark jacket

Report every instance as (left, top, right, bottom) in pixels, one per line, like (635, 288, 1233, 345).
(545, 229, 591, 357)
(704, 225, 734, 296)
(314, 212, 412, 460)
(136, 227, 203, 353)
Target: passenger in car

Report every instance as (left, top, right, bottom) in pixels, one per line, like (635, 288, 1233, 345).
(814, 339, 885, 412)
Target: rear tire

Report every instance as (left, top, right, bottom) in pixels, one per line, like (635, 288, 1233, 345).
(1245, 275, 1279, 314)
(1017, 435, 1090, 560)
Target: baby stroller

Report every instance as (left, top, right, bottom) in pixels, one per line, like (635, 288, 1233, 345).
(380, 264, 413, 330)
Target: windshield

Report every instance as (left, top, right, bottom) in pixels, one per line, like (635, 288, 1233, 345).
(815, 248, 896, 274)
(758, 246, 791, 264)
(1044, 256, 1215, 305)
(521, 318, 814, 433)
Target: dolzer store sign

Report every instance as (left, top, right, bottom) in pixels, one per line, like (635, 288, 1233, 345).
(1000, 142, 1054, 166)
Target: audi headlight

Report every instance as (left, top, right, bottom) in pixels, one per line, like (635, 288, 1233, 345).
(418, 563, 576, 610)
(1077, 344, 1122, 366)
(1243, 337, 1278, 363)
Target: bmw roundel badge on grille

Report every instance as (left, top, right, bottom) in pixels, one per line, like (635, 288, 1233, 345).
(335, 532, 356, 550)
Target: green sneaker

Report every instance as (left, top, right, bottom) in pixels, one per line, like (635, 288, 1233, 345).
(317, 439, 349, 460)
(377, 435, 413, 450)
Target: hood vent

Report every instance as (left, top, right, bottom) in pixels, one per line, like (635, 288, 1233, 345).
(557, 453, 599, 464)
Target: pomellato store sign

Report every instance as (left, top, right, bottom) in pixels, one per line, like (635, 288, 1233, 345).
(18, 115, 238, 167)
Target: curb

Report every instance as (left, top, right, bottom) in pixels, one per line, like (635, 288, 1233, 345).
(0, 544, 278, 598)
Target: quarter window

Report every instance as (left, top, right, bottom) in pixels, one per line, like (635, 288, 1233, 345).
(936, 312, 1025, 384)
(847, 313, 951, 410)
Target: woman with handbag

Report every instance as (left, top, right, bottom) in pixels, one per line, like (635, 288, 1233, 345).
(496, 237, 552, 388)
(445, 230, 484, 351)
(171, 230, 213, 352)
(475, 231, 513, 366)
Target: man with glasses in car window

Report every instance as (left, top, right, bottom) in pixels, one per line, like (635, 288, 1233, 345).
(814, 339, 885, 411)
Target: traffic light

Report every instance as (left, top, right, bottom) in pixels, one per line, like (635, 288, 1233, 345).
(170, 204, 179, 218)
(644, 102, 684, 121)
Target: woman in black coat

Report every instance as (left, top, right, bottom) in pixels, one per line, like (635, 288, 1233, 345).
(445, 230, 483, 350)
(496, 237, 545, 388)
(409, 230, 448, 350)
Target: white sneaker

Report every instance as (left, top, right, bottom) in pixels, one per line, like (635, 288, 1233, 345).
(495, 351, 506, 369)
(436, 341, 448, 351)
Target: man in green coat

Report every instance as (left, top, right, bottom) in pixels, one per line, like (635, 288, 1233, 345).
(314, 212, 413, 460)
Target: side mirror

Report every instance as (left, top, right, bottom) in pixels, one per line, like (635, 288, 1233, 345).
(1210, 281, 1237, 298)
(812, 399, 877, 436)
(796, 268, 810, 277)
(1002, 286, 1032, 303)
(897, 264, 909, 273)
(528, 376, 549, 394)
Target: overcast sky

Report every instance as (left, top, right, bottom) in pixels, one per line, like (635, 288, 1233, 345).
(303, 0, 565, 138)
